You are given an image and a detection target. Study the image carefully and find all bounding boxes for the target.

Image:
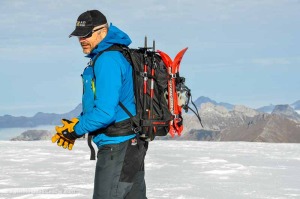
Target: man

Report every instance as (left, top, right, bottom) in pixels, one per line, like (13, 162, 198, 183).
(51, 10, 148, 199)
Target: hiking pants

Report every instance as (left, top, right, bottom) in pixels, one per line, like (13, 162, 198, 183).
(93, 137, 148, 199)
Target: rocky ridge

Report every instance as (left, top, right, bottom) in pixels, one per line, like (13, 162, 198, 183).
(10, 130, 53, 141)
(5, 97, 300, 142)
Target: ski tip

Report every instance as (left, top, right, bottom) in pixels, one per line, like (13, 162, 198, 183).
(157, 50, 172, 66)
(181, 47, 188, 53)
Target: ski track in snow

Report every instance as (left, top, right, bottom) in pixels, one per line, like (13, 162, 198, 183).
(0, 140, 300, 199)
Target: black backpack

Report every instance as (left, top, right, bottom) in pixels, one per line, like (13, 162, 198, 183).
(87, 39, 202, 160)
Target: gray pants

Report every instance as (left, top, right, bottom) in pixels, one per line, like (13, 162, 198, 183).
(93, 137, 148, 199)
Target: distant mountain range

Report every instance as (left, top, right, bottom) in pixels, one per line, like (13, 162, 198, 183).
(0, 104, 81, 128)
(159, 101, 300, 143)
(11, 130, 52, 141)
(291, 100, 300, 109)
(256, 101, 300, 113)
(193, 96, 300, 113)
(3, 96, 300, 143)
(160, 96, 300, 143)
(193, 96, 235, 110)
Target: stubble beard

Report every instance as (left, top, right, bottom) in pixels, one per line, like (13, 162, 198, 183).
(81, 42, 91, 54)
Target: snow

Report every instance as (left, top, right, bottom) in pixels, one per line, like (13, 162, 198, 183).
(0, 140, 300, 199)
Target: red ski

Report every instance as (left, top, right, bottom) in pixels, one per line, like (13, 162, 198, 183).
(157, 47, 188, 137)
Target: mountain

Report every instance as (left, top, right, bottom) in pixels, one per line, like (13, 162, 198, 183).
(256, 104, 276, 113)
(183, 102, 260, 132)
(271, 104, 300, 122)
(178, 102, 300, 143)
(219, 114, 300, 143)
(2, 98, 300, 143)
(163, 102, 261, 141)
(257, 100, 300, 113)
(10, 130, 53, 141)
(0, 104, 82, 128)
(291, 100, 300, 110)
(193, 96, 234, 110)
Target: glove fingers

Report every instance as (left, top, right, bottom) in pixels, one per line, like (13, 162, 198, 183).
(62, 119, 71, 125)
(71, 118, 79, 124)
(63, 140, 69, 149)
(68, 142, 74, 150)
(68, 118, 79, 132)
(57, 138, 65, 147)
(56, 126, 67, 134)
(51, 134, 61, 143)
(55, 119, 72, 133)
(52, 118, 79, 150)
(55, 126, 62, 134)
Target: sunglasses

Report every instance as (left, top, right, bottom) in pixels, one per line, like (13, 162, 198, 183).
(81, 27, 104, 39)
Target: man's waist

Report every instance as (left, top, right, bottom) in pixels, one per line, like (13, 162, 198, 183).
(90, 118, 134, 137)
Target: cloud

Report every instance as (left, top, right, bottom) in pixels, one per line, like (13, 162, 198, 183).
(252, 58, 291, 66)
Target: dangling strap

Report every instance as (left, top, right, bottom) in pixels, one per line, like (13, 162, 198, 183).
(87, 134, 96, 160)
(187, 94, 204, 128)
(87, 118, 135, 160)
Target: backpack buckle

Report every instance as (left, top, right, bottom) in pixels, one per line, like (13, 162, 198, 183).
(132, 126, 142, 134)
(173, 114, 180, 119)
(170, 73, 178, 79)
(140, 72, 148, 79)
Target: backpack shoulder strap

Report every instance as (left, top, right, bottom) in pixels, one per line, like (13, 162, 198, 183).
(90, 45, 137, 125)
(90, 44, 133, 114)
(91, 44, 127, 67)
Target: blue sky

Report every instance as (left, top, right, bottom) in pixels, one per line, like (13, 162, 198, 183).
(0, 0, 299, 116)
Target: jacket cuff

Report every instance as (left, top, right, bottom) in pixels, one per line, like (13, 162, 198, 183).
(74, 123, 85, 136)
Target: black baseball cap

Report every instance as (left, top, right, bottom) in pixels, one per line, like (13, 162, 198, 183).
(69, 10, 107, 38)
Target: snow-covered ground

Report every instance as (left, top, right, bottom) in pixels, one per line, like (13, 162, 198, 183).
(0, 140, 300, 199)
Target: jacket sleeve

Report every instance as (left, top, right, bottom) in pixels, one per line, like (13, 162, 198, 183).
(74, 53, 122, 135)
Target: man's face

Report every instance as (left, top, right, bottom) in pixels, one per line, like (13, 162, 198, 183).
(78, 27, 107, 54)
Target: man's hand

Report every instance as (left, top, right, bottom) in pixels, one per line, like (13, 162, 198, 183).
(51, 118, 82, 150)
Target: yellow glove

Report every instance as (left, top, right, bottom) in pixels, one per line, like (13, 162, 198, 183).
(51, 118, 82, 150)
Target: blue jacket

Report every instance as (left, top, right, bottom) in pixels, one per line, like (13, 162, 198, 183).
(74, 24, 136, 146)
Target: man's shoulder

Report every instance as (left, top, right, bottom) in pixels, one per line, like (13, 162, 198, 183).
(94, 50, 130, 69)
(95, 50, 123, 62)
